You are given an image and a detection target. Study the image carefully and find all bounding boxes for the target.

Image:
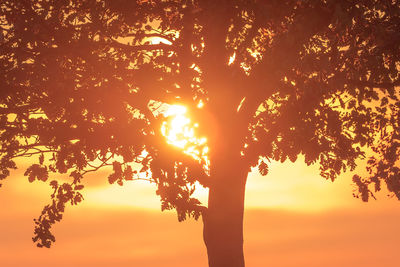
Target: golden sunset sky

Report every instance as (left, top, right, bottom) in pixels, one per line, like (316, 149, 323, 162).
(1, 156, 399, 267)
(2, 1, 400, 265)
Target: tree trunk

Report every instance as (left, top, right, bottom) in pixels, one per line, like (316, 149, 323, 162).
(203, 153, 248, 267)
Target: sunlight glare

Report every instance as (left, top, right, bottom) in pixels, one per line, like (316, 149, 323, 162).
(149, 36, 173, 46)
(197, 100, 204, 108)
(161, 105, 209, 168)
(228, 52, 236, 65)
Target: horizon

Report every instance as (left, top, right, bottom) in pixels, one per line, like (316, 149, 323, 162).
(1, 157, 400, 266)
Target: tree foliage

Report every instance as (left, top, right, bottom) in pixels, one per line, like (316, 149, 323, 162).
(1, 0, 399, 254)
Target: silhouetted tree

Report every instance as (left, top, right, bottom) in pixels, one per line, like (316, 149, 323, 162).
(1, 0, 399, 266)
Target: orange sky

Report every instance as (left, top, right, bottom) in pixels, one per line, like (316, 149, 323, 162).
(1, 158, 400, 267)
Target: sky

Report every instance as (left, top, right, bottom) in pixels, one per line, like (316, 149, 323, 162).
(2, 2, 400, 266)
(1, 157, 400, 267)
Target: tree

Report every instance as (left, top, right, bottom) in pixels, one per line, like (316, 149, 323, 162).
(1, 0, 400, 266)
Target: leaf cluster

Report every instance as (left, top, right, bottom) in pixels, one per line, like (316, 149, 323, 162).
(1, 0, 400, 247)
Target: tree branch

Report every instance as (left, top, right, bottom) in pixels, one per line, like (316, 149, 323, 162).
(347, 79, 400, 89)
(109, 39, 176, 53)
(124, 33, 175, 44)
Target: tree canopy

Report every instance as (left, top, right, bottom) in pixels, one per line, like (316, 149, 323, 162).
(1, 0, 399, 262)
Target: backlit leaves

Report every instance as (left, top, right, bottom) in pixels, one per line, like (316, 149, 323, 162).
(24, 164, 49, 183)
(1, 0, 400, 249)
(258, 160, 269, 176)
(33, 181, 84, 248)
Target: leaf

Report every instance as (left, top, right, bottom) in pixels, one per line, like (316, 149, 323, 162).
(258, 161, 269, 176)
(380, 97, 388, 106)
(49, 180, 58, 189)
(74, 184, 84, 190)
(70, 171, 83, 184)
(39, 154, 44, 165)
(348, 99, 356, 109)
(24, 164, 49, 183)
(112, 161, 122, 175)
(123, 165, 133, 180)
(108, 173, 118, 184)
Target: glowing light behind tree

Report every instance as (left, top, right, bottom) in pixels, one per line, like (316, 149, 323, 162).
(161, 105, 210, 173)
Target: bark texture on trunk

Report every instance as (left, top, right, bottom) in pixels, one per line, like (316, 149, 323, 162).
(203, 153, 248, 267)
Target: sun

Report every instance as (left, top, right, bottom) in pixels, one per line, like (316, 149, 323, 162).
(161, 104, 209, 169)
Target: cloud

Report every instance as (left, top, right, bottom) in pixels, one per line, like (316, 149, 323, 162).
(1, 157, 399, 267)
(244, 208, 400, 267)
(1, 192, 399, 267)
